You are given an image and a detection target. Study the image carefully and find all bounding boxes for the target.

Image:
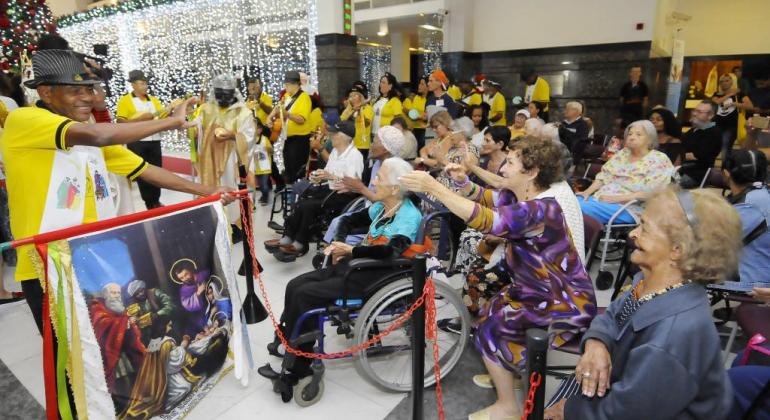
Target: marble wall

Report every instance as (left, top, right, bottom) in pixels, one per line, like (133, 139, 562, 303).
(315, 34, 360, 110)
(443, 42, 671, 137)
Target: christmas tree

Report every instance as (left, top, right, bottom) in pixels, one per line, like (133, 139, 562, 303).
(0, 0, 57, 72)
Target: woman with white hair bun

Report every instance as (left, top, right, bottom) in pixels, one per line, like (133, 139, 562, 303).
(260, 157, 424, 401)
(577, 119, 674, 224)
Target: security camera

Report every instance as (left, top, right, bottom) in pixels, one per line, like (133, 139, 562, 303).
(437, 8, 449, 16)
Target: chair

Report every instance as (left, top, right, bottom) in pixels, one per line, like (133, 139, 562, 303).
(593, 201, 639, 290)
(266, 211, 472, 406)
(699, 167, 729, 195)
(718, 293, 766, 365)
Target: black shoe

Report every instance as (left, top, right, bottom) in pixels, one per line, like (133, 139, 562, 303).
(268, 221, 284, 232)
(273, 250, 298, 263)
(258, 363, 280, 380)
(437, 318, 463, 335)
(267, 338, 285, 358)
(713, 307, 733, 323)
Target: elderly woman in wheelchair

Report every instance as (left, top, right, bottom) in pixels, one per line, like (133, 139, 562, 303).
(258, 157, 471, 405)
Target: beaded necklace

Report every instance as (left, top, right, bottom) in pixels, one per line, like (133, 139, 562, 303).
(616, 280, 691, 327)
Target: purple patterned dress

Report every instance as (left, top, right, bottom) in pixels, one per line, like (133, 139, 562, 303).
(467, 189, 596, 372)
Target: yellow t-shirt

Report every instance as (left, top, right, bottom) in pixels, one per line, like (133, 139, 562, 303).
(490, 92, 507, 126)
(375, 97, 403, 130)
(341, 104, 374, 149)
(461, 92, 483, 107)
(282, 91, 312, 136)
(403, 95, 427, 129)
(447, 85, 462, 101)
(248, 92, 273, 126)
(0, 106, 147, 281)
(116, 93, 163, 120)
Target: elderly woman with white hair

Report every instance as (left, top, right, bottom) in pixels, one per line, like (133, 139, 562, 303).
(577, 120, 674, 224)
(259, 158, 423, 400)
(545, 187, 740, 420)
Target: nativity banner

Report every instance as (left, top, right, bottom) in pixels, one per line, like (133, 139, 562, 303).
(35, 202, 251, 420)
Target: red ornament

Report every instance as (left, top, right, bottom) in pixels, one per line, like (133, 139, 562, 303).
(26, 43, 36, 51)
(28, 9, 36, 17)
(0, 16, 10, 29)
(0, 62, 9, 71)
(14, 25, 24, 35)
(2, 39, 10, 47)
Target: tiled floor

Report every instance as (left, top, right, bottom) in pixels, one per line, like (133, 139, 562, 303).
(0, 178, 621, 419)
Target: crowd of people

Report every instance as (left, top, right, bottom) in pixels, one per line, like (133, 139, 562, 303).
(1, 32, 770, 419)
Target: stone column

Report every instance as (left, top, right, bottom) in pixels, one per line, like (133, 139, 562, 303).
(315, 33, 359, 111)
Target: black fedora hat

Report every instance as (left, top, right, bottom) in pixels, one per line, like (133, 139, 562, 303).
(128, 70, 148, 83)
(23, 49, 99, 88)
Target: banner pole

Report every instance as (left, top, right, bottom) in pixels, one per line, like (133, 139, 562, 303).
(411, 254, 427, 420)
(238, 165, 268, 324)
(0, 189, 259, 251)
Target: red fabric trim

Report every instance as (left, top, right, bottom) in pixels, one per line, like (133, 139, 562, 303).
(11, 190, 245, 250)
(36, 243, 58, 420)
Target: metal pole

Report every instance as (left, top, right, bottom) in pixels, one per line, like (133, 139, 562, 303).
(411, 254, 427, 420)
(526, 329, 549, 420)
(238, 165, 267, 324)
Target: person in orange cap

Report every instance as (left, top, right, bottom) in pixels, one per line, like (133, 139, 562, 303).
(426, 69, 459, 118)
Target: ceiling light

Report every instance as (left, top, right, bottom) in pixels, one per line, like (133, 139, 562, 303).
(561, 61, 572, 65)
(377, 19, 388, 37)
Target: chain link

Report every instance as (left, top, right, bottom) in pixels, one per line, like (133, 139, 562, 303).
(521, 371, 543, 420)
(239, 198, 446, 419)
(239, 198, 430, 358)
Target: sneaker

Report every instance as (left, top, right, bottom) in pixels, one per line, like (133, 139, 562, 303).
(268, 221, 284, 232)
(437, 318, 463, 335)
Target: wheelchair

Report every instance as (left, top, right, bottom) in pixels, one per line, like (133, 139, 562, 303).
(267, 211, 472, 407)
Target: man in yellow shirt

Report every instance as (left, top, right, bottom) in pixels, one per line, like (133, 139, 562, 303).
(456, 77, 482, 117)
(523, 70, 551, 121)
(116, 70, 170, 209)
(246, 76, 273, 131)
(267, 71, 312, 184)
(340, 84, 374, 153)
(0, 50, 232, 336)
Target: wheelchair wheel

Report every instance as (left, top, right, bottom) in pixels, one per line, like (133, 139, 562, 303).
(352, 276, 471, 392)
(426, 218, 457, 274)
(294, 376, 324, 407)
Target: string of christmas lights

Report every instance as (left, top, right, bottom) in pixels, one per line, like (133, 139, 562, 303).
(59, 0, 318, 153)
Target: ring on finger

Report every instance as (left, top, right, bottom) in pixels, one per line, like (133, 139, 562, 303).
(582, 372, 591, 378)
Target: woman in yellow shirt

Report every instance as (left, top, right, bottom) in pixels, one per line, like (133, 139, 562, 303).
(404, 76, 428, 150)
(484, 80, 507, 126)
(340, 84, 374, 156)
(371, 72, 403, 141)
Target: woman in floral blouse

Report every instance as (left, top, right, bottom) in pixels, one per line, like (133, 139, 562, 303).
(401, 138, 596, 420)
(577, 120, 674, 224)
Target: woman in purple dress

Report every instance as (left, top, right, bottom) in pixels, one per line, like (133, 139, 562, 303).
(401, 137, 597, 420)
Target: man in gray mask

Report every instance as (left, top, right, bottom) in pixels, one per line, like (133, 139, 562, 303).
(195, 74, 256, 236)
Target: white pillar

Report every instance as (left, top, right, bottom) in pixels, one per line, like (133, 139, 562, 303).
(316, 0, 345, 35)
(390, 32, 411, 82)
